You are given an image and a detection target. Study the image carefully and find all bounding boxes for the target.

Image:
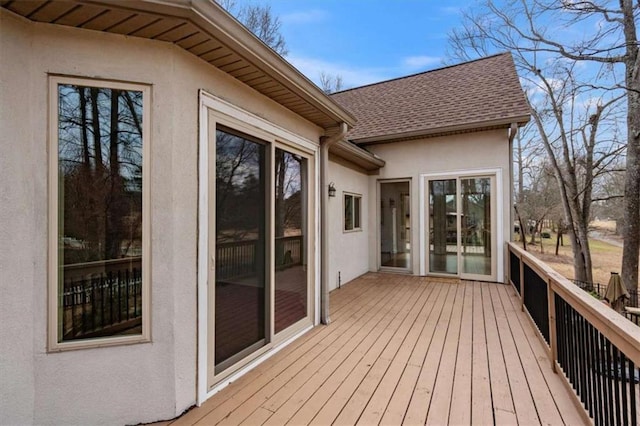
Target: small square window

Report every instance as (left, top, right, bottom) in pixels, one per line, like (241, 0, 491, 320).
(49, 76, 151, 350)
(344, 193, 362, 232)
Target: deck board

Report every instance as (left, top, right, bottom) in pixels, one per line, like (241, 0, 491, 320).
(170, 273, 586, 425)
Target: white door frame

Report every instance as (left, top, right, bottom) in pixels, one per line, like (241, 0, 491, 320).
(197, 90, 319, 405)
(419, 168, 503, 281)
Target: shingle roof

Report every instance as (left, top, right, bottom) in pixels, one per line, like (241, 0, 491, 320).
(330, 53, 531, 143)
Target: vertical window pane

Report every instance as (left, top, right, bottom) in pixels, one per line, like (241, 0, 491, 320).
(274, 148, 308, 333)
(344, 195, 353, 230)
(354, 196, 361, 229)
(429, 179, 457, 274)
(462, 177, 491, 276)
(215, 129, 266, 368)
(57, 84, 144, 341)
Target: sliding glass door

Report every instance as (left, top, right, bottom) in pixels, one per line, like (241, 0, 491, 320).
(427, 175, 495, 280)
(210, 123, 313, 380)
(215, 129, 267, 372)
(274, 148, 308, 334)
(461, 177, 492, 276)
(428, 179, 457, 274)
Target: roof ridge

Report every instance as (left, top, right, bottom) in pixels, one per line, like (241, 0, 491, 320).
(330, 52, 512, 95)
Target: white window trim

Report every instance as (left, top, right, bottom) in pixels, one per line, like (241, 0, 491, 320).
(343, 192, 363, 233)
(47, 75, 152, 352)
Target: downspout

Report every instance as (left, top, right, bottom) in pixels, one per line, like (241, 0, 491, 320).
(320, 122, 348, 325)
(508, 123, 518, 243)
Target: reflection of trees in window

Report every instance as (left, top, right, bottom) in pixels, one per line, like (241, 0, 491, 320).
(215, 130, 264, 242)
(58, 85, 143, 264)
(275, 149, 303, 239)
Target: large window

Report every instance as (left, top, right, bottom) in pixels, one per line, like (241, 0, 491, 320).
(49, 77, 150, 350)
(344, 193, 362, 231)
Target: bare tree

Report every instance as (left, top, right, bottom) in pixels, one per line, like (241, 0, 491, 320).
(519, 161, 562, 247)
(319, 72, 344, 94)
(216, 0, 287, 56)
(448, 0, 631, 286)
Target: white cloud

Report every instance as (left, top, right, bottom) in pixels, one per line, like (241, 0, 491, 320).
(402, 55, 442, 70)
(281, 9, 328, 25)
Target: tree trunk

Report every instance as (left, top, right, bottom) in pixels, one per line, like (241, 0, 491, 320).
(90, 87, 103, 168)
(105, 90, 122, 260)
(514, 205, 526, 250)
(555, 226, 562, 256)
(621, 0, 640, 293)
(78, 87, 90, 168)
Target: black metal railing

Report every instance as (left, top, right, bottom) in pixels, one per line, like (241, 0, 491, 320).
(523, 263, 550, 344)
(508, 243, 640, 426)
(62, 258, 142, 340)
(556, 296, 638, 425)
(510, 249, 521, 295)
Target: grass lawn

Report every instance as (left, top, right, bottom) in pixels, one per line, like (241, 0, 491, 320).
(515, 221, 624, 287)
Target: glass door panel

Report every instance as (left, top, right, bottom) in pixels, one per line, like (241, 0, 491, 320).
(215, 129, 266, 371)
(380, 181, 411, 269)
(429, 179, 457, 274)
(461, 177, 491, 276)
(274, 148, 307, 334)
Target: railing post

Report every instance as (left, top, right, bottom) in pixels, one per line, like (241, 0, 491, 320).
(548, 280, 557, 373)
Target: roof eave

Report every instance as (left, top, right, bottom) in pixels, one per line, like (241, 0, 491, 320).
(352, 114, 531, 145)
(184, 0, 357, 128)
(16, 0, 356, 129)
(330, 140, 386, 171)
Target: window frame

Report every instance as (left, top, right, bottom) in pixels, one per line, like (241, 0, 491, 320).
(343, 192, 363, 232)
(47, 75, 152, 352)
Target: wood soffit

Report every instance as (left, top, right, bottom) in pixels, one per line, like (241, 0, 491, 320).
(0, 0, 356, 131)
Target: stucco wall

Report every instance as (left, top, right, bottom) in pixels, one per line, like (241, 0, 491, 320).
(327, 156, 372, 291)
(365, 130, 512, 280)
(0, 10, 322, 425)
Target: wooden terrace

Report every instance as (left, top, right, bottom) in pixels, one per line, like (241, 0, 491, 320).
(166, 273, 588, 425)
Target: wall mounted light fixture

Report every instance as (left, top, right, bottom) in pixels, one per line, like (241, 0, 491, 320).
(328, 182, 336, 197)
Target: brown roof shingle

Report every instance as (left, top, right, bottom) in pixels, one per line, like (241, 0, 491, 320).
(330, 53, 531, 143)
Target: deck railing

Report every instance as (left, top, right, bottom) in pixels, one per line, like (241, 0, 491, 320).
(508, 242, 640, 426)
(216, 235, 303, 281)
(62, 257, 142, 340)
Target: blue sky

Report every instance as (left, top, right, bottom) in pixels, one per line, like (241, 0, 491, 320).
(267, 1, 471, 89)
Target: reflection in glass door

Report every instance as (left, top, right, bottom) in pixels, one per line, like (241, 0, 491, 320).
(461, 177, 491, 276)
(274, 148, 307, 334)
(429, 179, 457, 274)
(215, 128, 266, 372)
(380, 181, 411, 270)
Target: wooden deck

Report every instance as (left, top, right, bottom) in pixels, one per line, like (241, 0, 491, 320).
(170, 273, 587, 425)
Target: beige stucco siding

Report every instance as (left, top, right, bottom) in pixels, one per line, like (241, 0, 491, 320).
(0, 11, 37, 426)
(366, 130, 512, 279)
(327, 157, 372, 291)
(0, 10, 322, 425)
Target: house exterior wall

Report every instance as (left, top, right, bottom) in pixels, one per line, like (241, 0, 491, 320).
(0, 11, 322, 425)
(365, 130, 512, 280)
(327, 156, 372, 291)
